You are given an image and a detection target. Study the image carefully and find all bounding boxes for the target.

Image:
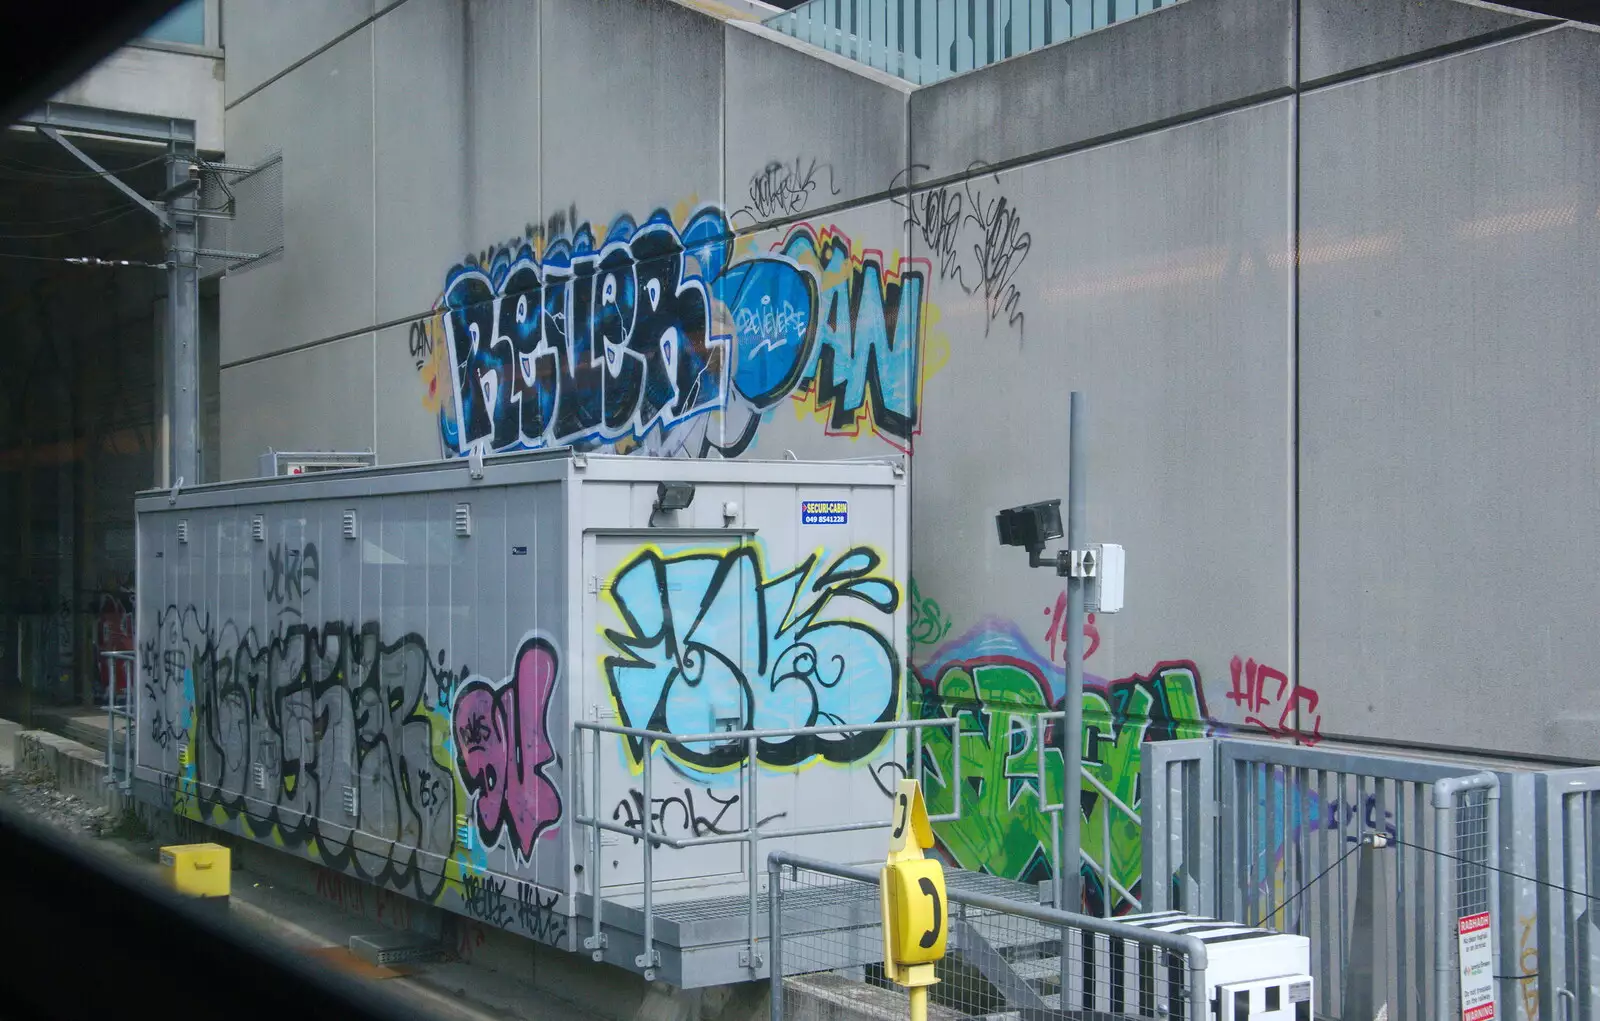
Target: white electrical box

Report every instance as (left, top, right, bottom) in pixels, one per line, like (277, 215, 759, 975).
(1088, 542, 1125, 614)
(1059, 912, 1311, 1021)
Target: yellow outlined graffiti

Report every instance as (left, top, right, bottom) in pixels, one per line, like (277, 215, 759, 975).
(598, 539, 902, 781)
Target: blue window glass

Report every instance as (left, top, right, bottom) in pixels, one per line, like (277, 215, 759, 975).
(143, 0, 206, 46)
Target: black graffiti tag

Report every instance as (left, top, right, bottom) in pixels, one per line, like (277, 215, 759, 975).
(738, 156, 840, 222)
(264, 541, 319, 606)
(514, 881, 567, 945)
(962, 178, 1030, 339)
(462, 871, 511, 927)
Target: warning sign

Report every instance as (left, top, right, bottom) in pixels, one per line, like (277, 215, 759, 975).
(1458, 912, 1495, 1021)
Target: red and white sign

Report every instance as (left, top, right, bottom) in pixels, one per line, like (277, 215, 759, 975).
(1458, 912, 1495, 1021)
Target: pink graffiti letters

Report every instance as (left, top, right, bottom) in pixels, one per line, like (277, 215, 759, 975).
(453, 634, 563, 859)
(1227, 655, 1323, 746)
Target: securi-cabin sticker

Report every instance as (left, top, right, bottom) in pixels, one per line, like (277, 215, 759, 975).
(801, 500, 847, 525)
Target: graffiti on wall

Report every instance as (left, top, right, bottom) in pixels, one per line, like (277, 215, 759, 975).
(895, 165, 1031, 341)
(912, 592, 1329, 915)
(734, 156, 840, 224)
(907, 576, 953, 649)
(139, 607, 569, 914)
(915, 619, 1208, 913)
(453, 634, 563, 861)
(1227, 655, 1324, 745)
(418, 206, 939, 460)
(141, 606, 464, 898)
(603, 543, 901, 780)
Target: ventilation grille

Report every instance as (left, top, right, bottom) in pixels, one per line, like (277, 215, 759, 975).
(342, 785, 359, 817)
(251, 514, 265, 541)
(456, 815, 473, 850)
(454, 503, 472, 537)
(252, 762, 266, 790)
(176, 519, 189, 544)
(342, 509, 358, 539)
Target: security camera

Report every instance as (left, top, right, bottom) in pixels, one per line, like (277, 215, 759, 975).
(995, 499, 1063, 551)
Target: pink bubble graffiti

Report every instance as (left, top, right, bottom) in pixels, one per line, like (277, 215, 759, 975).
(453, 636, 563, 859)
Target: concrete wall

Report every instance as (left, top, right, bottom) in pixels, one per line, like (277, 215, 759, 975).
(215, 0, 1599, 931)
(54, 43, 225, 152)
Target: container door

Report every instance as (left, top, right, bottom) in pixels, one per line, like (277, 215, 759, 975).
(584, 534, 750, 893)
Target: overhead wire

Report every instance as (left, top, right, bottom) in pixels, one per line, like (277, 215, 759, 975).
(1253, 841, 1360, 927)
(0, 252, 167, 268)
(0, 205, 146, 240)
(0, 201, 141, 228)
(1391, 837, 1599, 903)
(0, 151, 168, 181)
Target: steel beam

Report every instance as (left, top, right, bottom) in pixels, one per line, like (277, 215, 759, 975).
(36, 126, 168, 225)
(18, 100, 196, 145)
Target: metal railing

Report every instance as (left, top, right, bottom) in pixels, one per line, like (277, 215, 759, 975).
(767, 850, 1209, 1021)
(1144, 737, 1600, 1021)
(1035, 708, 1143, 916)
(99, 650, 136, 790)
(764, 0, 1182, 86)
(1533, 767, 1597, 1021)
(573, 716, 962, 980)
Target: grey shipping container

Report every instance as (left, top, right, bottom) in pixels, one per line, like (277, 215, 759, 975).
(133, 448, 911, 967)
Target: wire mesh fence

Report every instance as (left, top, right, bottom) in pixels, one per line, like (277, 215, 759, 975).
(769, 852, 1205, 1021)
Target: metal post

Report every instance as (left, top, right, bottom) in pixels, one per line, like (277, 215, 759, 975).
(1059, 391, 1086, 914)
(768, 856, 784, 1021)
(746, 735, 761, 971)
(588, 728, 605, 960)
(638, 744, 656, 975)
(1434, 785, 1455, 1021)
(104, 654, 116, 786)
(1101, 801, 1113, 918)
(165, 143, 201, 488)
(1486, 784, 1501, 1021)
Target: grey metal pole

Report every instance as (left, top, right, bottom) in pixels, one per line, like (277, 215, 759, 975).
(1060, 391, 1086, 914)
(1434, 783, 1453, 1021)
(767, 856, 784, 1021)
(165, 144, 201, 488)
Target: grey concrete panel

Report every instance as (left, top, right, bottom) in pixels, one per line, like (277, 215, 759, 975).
(374, 319, 448, 464)
(463, 0, 541, 246)
(539, 0, 723, 224)
(219, 334, 376, 481)
(724, 24, 911, 232)
(221, 27, 377, 366)
(374, 0, 471, 322)
(223, 0, 375, 104)
(908, 0, 1293, 185)
(1298, 27, 1600, 759)
(1300, 0, 1547, 87)
(909, 100, 1294, 737)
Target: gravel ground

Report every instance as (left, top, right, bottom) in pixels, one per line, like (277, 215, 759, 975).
(0, 763, 116, 839)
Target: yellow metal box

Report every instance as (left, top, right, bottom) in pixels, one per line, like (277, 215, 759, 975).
(159, 843, 231, 899)
(885, 858, 947, 965)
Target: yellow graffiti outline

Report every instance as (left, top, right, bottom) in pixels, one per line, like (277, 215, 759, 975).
(776, 223, 948, 451)
(597, 539, 899, 779)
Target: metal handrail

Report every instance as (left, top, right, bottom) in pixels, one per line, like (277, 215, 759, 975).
(1035, 708, 1142, 915)
(572, 715, 963, 981)
(99, 650, 137, 791)
(765, 850, 1210, 1021)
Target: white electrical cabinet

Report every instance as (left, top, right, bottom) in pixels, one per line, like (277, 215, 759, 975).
(1063, 912, 1312, 1021)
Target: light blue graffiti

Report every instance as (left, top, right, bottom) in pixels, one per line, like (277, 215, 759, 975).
(433, 208, 928, 458)
(601, 543, 902, 784)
